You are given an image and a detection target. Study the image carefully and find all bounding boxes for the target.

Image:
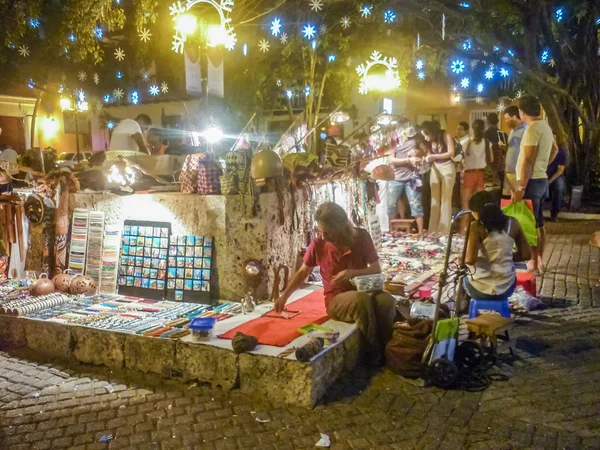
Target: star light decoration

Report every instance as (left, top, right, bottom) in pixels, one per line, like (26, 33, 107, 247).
(417, 71, 425, 80)
(319, 24, 327, 34)
(476, 83, 484, 93)
(131, 91, 139, 105)
(497, 102, 506, 113)
(356, 50, 400, 95)
(114, 48, 125, 61)
(113, 88, 124, 100)
(549, 58, 556, 67)
(475, 96, 484, 105)
(384, 10, 396, 23)
(451, 60, 465, 74)
(340, 17, 351, 29)
(161, 82, 169, 94)
(485, 70, 494, 80)
(280, 33, 288, 44)
(309, 0, 323, 12)
(360, 5, 372, 18)
(416, 60, 424, 70)
(271, 18, 281, 36)
(139, 28, 152, 43)
(93, 73, 100, 85)
(170, 0, 236, 53)
(460, 77, 470, 89)
(259, 39, 270, 52)
(500, 68, 509, 78)
(78, 71, 87, 82)
(149, 85, 160, 96)
(18, 45, 29, 57)
(94, 27, 103, 39)
(302, 24, 316, 39)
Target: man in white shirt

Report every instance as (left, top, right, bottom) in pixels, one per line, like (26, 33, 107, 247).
(108, 114, 152, 154)
(501, 106, 527, 197)
(512, 95, 558, 273)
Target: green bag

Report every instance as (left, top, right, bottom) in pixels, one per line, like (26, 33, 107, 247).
(502, 201, 538, 247)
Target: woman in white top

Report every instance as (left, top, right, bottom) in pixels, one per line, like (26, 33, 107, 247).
(460, 119, 494, 233)
(463, 191, 531, 300)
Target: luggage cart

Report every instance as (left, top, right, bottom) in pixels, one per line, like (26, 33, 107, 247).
(421, 210, 485, 389)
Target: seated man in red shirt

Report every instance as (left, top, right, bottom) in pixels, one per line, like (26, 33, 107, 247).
(274, 202, 396, 364)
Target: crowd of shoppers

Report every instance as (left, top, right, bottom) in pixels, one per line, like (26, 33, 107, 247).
(384, 94, 565, 275)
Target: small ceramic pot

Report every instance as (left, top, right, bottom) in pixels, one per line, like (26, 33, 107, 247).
(53, 270, 74, 293)
(69, 274, 97, 295)
(31, 274, 56, 296)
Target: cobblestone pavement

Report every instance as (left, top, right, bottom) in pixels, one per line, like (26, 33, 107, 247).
(0, 220, 599, 450)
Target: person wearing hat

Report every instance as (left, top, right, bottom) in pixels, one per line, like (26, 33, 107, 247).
(387, 125, 424, 234)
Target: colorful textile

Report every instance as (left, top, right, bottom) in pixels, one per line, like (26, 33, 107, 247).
(218, 289, 328, 347)
(180, 153, 222, 195)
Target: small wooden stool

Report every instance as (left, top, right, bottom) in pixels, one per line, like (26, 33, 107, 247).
(390, 219, 416, 233)
(466, 314, 516, 356)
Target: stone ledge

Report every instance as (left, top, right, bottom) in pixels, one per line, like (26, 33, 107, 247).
(0, 315, 361, 407)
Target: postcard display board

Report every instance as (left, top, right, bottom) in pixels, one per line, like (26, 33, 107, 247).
(118, 220, 213, 304)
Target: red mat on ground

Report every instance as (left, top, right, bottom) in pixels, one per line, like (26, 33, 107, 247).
(218, 289, 328, 347)
(516, 271, 537, 297)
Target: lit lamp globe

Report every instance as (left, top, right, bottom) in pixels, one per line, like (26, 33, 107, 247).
(250, 149, 283, 187)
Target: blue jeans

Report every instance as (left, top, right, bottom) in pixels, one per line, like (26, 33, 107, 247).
(463, 276, 516, 300)
(548, 176, 565, 219)
(525, 178, 548, 228)
(387, 180, 424, 219)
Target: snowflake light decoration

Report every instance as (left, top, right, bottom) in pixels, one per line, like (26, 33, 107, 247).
(462, 39, 472, 51)
(356, 50, 400, 95)
(170, 0, 236, 53)
(416, 60, 424, 70)
(286, 90, 293, 99)
(484, 70, 494, 80)
(451, 84, 458, 92)
(555, 8, 564, 23)
(161, 82, 169, 94)
(276, 79, 282, 87)
(460, 77, 470, 89)
(69, 34, 77, 42)
(340, 17, 351, 29)
(107, 121, 115, 130)
(131, 91, 139, 105)
(302, 24, 316, 39)
(417, 71, 425, 80)
(149, 85, 159, 96)
(471, 60, 479, 69)
(496, 102, 506, 113)
(384, 10, 396, 23)
(258, 39, 270, 52)
(95, 102, 103, 114)
(476, 83, 484, 93)
(116, 71, 123, 79)
(328, 54, 336, 62)
(319, 24, 327, 34)
(475, 96, 484, 105)
(280, 33, 288, 44)
(305, 86, 310, 97)
(78, 71, 87, 82)
(451, 60, 465, 74)
(309, 0, 323, 12)
(139, 28, 152, 43)
(29, 18, 40, 29)
(360, 5, 372, 18)
(18, 45, 29, 57)
(104, 94, 111, 103)
(114, 48, 125, 61)
(541, 49, 550, 63)
(549, 58, 556, 68)
(500, 56, 510, 63)
(113, 88, 124, 100)
(500, 68, 509, 78)
(459, 2, 470, 7)
(271, 18, 281, 36)
(94, 27, 103, 39)
(489, 63, 495, 70)
(93, 73, 100, 85)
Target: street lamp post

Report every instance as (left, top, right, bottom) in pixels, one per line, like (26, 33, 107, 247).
(61, 92, 88, 162)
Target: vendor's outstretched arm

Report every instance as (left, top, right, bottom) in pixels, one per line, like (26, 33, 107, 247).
(274, 264, 314, 312)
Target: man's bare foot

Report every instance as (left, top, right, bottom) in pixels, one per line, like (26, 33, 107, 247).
(537, 255, 545, 273)
(527, 259, 539, 275)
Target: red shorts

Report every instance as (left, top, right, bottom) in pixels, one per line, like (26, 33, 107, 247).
(462, 169, 485, 191)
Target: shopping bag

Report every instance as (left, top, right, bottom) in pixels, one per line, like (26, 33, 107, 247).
(502, 201, 538, 246)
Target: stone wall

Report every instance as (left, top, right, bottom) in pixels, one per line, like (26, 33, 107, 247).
(69, 191, 311, 301)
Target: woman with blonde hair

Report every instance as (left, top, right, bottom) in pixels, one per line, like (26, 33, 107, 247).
(275, 202, 396, 364)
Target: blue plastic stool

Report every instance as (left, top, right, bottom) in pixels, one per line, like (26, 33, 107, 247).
(468, 299, 511, 319)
